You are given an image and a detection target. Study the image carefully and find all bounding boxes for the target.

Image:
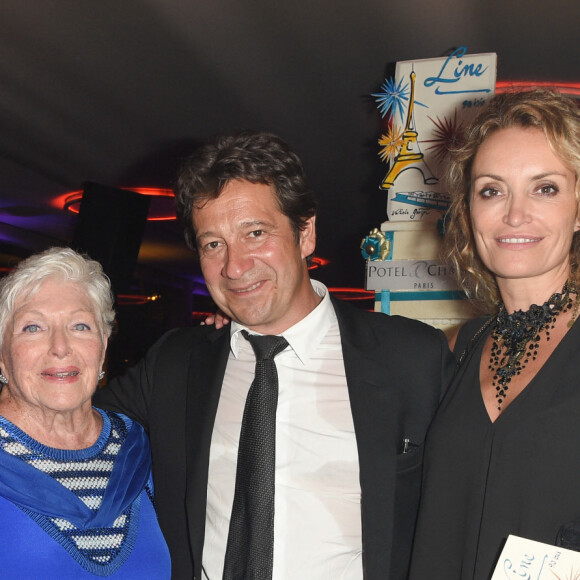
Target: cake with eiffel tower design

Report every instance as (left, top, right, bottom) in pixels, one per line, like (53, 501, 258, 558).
(361, 48, 497, 333)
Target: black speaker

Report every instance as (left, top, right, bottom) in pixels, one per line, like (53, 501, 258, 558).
(72, 182, 151, 293)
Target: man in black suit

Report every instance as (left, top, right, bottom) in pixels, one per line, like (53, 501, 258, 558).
(94, 130, 453, 579)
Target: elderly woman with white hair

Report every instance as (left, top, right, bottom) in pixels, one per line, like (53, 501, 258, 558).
(0, 247, 170, 578)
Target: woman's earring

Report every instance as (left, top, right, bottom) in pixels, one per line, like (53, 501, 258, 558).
(0, 373, 8, 384)
(98, 371, 105, 381)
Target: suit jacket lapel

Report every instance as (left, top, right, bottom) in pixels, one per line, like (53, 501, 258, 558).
(333, 298, 396, 577)
(184, 327, 231, 575)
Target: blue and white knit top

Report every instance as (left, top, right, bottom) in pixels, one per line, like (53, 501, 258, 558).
(0, 409, 171, 578)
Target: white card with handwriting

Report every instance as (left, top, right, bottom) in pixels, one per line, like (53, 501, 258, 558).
(491, 534, 580, 579)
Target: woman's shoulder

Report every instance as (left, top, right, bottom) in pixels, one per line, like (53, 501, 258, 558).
(453, 315, 494, 359)
(95, 408, 148, 438)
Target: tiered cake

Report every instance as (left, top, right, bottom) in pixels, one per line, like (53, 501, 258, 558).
(362, 48, 497, 333)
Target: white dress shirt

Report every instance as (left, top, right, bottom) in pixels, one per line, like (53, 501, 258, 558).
(202, 280, 363, 579)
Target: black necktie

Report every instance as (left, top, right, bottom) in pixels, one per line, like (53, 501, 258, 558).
(222, 331, 289, 580)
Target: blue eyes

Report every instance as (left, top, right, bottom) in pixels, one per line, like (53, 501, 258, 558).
(22, 323, 92, 333)
(23, 324, 40, 333)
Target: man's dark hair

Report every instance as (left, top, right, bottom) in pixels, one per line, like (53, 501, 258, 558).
(174, 130, 318, 251)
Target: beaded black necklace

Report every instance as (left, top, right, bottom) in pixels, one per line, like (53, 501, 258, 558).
(489, 280, 579, 411)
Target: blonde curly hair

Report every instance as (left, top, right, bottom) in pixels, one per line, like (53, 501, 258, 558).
(442, 89, 580, 313)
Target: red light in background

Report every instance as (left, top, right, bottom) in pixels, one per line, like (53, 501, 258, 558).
(328, 287, 375, 301)
(308, 257, 330, 270)
(192, 311, 218, 321)
(496, 81, 580, 98)
(52, 187, 176, 221)
(117, 294, 161, 306)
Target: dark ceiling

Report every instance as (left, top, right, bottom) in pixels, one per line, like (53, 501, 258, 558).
(1, 0, 578, 314)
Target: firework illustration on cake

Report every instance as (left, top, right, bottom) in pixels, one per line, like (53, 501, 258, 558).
(361, 47, 497, 331)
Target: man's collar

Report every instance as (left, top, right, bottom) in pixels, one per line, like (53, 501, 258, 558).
(230, 280, 333, 364)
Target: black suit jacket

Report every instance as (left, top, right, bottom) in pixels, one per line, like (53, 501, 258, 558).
(94, 297, 454, 579)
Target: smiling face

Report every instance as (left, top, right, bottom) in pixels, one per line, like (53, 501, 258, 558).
(470, 127, 580, 297)
(193, 179, 319, 334)
(0, 278, 107, 417)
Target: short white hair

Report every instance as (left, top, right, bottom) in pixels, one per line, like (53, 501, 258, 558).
(0, 247, 115, 350)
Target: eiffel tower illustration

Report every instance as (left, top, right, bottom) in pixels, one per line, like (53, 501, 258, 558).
(380, 71, 438, 190)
